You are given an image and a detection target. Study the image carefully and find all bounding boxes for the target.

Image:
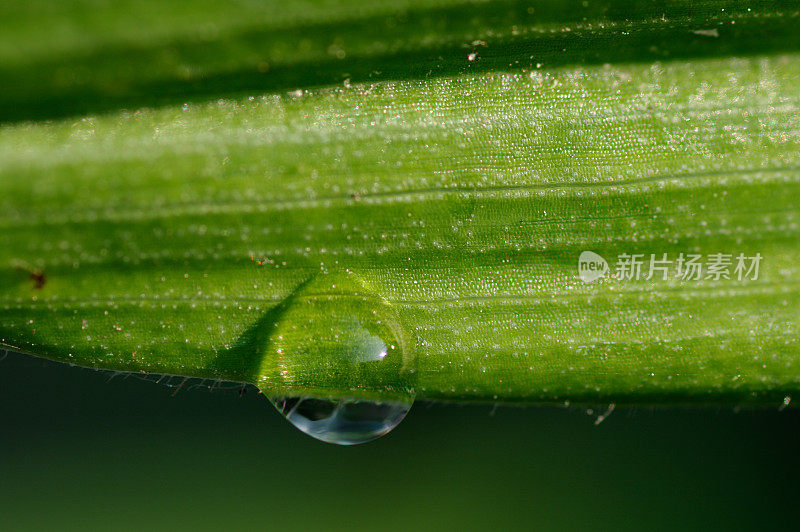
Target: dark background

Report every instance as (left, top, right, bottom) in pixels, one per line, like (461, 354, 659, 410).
(1, 350, 797, 531)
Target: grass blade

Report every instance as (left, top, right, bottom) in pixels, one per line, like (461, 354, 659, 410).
(1, 0, 799, 405)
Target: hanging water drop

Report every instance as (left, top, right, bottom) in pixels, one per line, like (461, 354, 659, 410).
(255, 272, 416, 445)
(271, 396, 411, 445)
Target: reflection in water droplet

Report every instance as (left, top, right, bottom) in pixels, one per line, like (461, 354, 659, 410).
(258, 273, 415, 445)
(272, 396, 411, 445)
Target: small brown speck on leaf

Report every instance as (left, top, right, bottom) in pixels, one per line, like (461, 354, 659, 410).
(29, 269, 46, 290)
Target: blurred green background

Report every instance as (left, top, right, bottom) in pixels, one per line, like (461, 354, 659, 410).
(1, 350, 797, 531)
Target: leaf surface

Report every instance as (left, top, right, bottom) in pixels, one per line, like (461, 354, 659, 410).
(1, 0, 799, 404)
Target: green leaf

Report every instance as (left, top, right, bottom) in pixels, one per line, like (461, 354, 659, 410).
(1, 0, 799, 405)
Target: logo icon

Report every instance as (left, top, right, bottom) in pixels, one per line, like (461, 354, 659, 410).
(578, 251, 609, 284)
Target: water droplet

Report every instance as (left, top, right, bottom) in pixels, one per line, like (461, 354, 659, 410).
(272, 396, 411, 445)
(257, 273, 415, 445)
